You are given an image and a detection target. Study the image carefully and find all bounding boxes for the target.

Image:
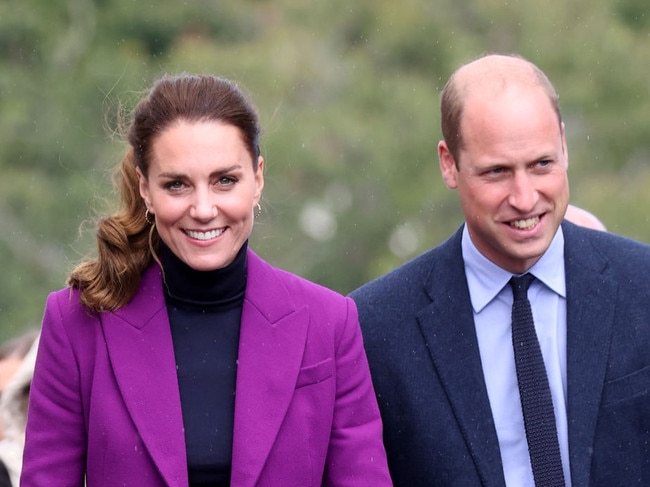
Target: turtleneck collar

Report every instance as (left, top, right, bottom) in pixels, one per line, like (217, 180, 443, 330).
(160, 241, 248, 309)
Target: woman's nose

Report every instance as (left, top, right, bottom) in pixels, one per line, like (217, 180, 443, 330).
(189, 191, 218, 220)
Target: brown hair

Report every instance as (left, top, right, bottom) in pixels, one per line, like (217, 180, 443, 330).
(440, 54, 562, 166)
(68, 74, 261, 312)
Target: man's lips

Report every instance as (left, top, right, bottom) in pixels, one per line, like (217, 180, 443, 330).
(507, 215, 540, 230)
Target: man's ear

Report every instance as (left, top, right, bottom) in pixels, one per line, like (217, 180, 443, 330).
(438, 140, 459, 189)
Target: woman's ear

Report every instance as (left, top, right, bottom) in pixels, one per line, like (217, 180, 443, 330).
(136, 167, 152, 210)
(254, 156, 265, 203)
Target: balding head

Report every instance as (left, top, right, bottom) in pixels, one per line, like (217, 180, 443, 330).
(437, 53, 570, 273)
(440, 54, 561, 166)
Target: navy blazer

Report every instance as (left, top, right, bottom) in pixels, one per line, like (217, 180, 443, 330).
(351, 221, 650, 487)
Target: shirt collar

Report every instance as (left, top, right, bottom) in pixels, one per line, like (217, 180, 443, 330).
(462, 224, 566, 313)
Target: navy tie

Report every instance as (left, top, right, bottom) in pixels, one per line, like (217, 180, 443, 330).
(510, 274, 565, 487)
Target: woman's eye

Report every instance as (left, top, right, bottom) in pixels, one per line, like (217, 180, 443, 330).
(218, 176, 237, 186)
(164, 180, 184, 191)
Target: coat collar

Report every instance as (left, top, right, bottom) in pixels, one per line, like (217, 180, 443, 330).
(421, 223, 617, 487)
(101, 251, 309, 487)
(561, 222, 616, 487)
(417, 227, 507, 487)
(100, 263, 188, 486)
(230, 250, 309, 486)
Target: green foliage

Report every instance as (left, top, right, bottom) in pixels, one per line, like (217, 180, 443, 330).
(1, 0, 649, 337)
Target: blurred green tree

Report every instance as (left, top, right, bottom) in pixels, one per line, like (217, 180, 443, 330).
(1, 0, 649, 339)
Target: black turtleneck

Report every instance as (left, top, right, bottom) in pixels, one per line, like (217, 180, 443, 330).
(161, 241, 247, 487)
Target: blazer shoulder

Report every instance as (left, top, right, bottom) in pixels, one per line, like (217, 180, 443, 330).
(245, 250, 354, 330)
(563, 221, 650, 273)
(44, 286, 97, 330)
(247, 249, 349, 303)
(244, 250, 359, 361)
(42, 263, 167, 338)
(350, 227, 463, 305)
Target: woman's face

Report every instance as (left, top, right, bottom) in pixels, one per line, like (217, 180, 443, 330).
(138, 120, 264, 271)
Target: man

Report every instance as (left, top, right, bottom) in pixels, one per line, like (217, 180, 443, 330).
(351, 54, 649, 486)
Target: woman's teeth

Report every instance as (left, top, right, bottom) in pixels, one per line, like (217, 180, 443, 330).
(185, 228, 225, 240)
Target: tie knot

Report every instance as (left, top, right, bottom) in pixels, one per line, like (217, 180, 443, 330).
(509, 273, 535, 301)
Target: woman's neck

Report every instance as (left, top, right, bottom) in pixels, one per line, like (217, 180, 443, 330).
(160, 241, 247, 307)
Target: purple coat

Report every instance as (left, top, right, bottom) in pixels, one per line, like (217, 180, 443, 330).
(21, 250, 391, 486)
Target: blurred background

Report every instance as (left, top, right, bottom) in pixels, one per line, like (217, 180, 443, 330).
(1, 0, 649, 340)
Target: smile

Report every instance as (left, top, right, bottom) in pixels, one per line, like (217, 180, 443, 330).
(509, 216, 539, 230)
(184, 228, 225, 240)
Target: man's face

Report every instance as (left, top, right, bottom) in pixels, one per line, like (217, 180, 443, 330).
(439, 83, 569, 274)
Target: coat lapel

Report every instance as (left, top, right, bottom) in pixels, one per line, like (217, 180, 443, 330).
(417, 229, 506, 487)
(562, 223, 616, 487)
(101, 264, 188, 487)
(230, 251, 309, 487)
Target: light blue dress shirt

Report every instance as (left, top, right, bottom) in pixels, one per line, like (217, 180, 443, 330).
(462, 225, 571, 486)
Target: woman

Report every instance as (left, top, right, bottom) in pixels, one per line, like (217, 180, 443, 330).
(21, 74, 391, 486)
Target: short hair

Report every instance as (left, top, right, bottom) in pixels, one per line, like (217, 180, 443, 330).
(440, 54, 562, 166)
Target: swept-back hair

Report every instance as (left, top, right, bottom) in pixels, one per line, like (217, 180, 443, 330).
(68, 74, 261, 311)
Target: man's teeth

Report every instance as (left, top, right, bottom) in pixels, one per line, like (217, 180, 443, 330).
(509, 216, 539, 229)
(185, 229, 225, 240)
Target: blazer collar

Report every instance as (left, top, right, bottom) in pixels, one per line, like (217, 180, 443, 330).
(101, 263, 189, 487)
(230, 250, 309, 487)
(101, 254, 311, 487)
(420, 223, 618, 487)
(417, 227, 507, 487)
(102, 254, 311, 487)
(561, 222, 617, 487)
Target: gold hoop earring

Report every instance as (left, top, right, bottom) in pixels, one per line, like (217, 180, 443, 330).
(145, 209, 155, 225)
(255, 203, 262, 218)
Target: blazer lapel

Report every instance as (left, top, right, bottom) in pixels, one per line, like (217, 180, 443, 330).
(101, 264, 188, 487)
(230, 251, 309, 487)
(417, 229, 506, 487)
(562, 223, 616, 487)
